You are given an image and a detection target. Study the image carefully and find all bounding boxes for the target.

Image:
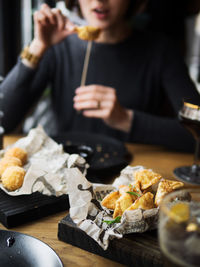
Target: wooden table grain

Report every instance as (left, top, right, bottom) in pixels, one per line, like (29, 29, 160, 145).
(0, 136, 196, 267)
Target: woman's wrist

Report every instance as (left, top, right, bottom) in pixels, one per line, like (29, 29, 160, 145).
(122, 109, 134, 133)
(111, 109, 134, 133)
(29, 39, 48, 58)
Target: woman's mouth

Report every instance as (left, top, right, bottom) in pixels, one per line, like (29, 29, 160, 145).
(93, 8, 109, 20)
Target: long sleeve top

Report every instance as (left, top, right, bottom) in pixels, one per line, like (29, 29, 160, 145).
(1, 30, 200, 151)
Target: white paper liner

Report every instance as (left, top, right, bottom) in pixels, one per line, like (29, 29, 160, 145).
(66, 166, 159, 250)
(0, 125, 88, 196)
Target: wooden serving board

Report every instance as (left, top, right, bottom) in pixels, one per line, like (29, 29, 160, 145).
(0, 189, 69, 228)
(58, 215, 164, 267)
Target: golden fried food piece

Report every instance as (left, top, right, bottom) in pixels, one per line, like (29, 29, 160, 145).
(113, 193, 133, 218)
(75, 26, 101, 41)
(154, 179, 184, 206)
(4, 147, 27, 165)
(119, 184, 140, 202)
(131, 181, 143, 195)
(134, 169, 162, 190)
(101, 191, 120, 210)
(1, 166, 25, 191)
(119, 185, 130, 195)
(126, 192, 154, 211)
(0, 156, 22, 177)
(142, 186, 152, 194)
(113, 200, 122, 218)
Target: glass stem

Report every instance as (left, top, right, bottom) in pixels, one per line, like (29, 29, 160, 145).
(192, 138, 200, 173)
(194, 138, 200, 165)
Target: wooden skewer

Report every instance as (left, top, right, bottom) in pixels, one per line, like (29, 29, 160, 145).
(80, 40, 92, 86)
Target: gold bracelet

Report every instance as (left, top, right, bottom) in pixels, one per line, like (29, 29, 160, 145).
(20, 46, 40, 65)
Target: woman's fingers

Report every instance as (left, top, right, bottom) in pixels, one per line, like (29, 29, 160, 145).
(34, 10, 47, 26)
(52, 8, 66, 30)
(40, 3, 57, 25)
(35, 4, 66, 30)
(74, 96, 112, 118)
(74, 87, 116, 119)
(34, 4, 56, 26)
(74, 96, 114, 110)
(32, 3, 75, 50)
(74, 100, 100, 110)
(74, 85, 116, 105)
(74, 92, 104, 102)
(73, 85, 116, 111)
(73, 94, 111, 110)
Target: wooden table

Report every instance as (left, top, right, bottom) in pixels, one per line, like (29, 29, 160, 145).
(0, 136, 196, 267)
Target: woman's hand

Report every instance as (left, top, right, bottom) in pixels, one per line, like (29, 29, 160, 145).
(29, 4, 75, 57)
(73, 85, 133, 132)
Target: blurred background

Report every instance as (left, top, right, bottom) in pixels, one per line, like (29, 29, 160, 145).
(0, 0, 200, 134)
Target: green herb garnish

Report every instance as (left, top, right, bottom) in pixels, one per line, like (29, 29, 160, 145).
(103, 216, 121, 225)
(126, 191, 141, 197)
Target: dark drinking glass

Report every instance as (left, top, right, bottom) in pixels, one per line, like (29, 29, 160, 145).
(174, 102, 200, 185)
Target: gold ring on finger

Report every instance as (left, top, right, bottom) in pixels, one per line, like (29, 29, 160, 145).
(97, 100, 101, 109)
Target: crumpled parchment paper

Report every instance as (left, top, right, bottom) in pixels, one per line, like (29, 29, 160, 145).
(0, 125, 88, 196)
(66, 165, 159, 250)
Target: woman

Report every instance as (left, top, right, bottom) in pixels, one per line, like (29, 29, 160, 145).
(0, 0, 199, 151)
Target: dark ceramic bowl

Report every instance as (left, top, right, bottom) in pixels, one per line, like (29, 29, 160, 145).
(63, 144, 93, 163)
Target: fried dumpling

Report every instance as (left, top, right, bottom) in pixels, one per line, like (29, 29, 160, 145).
(119, 184, 141, 202)
(113, 193, 133, 218)
(75, 26, 101, 41)
(126, 192, 154, 211)
(134, 169, 162, 190)
(154, 179, 184, 206)
(0, 156, 22, 177)
(4, 147, 27, 165)
(1, 166, 25, 191)
(119, 185, 130, 195)
(132, 180, 143, 195)
(101, 191, 120, 210)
